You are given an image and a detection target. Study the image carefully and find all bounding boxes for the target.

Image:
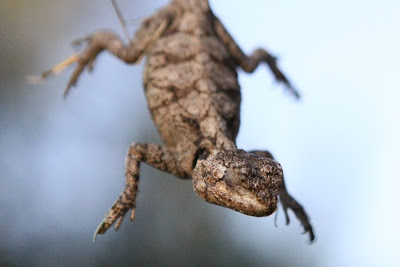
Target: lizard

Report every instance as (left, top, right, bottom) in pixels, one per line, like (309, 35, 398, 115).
(39, 0, 314, 242)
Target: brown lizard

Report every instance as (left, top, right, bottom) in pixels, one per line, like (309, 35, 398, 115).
(39, 0, 314, 242)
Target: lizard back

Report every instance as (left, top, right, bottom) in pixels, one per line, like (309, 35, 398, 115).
(143, 7, 241, 161)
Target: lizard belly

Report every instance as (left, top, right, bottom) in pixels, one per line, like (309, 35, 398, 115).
(143, 33, 241, 154)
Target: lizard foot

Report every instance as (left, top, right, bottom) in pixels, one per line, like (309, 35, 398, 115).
(279, 187, 315, 242)
(62, 34, 102, 98)
(93, 188, 136, 242)
(30, 33, 106, 98)
(28, 34, 100, 98)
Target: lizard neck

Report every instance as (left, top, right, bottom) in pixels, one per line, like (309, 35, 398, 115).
(199, 134, 237, 155)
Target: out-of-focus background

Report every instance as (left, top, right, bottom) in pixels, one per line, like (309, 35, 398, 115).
(1, 0, 399, 266)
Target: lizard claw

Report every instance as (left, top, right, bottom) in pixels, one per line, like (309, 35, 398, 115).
(64, 37, 101, 98)
(285, 84, 301, 100)
(93, 189, 136, 242)
(93, 206, 134, 242)
(282, 205, 291, 225)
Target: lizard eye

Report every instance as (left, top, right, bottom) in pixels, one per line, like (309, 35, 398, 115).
(224, 169, 241, 188)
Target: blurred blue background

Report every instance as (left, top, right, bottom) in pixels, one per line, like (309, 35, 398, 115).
(1, 0, 399, 266)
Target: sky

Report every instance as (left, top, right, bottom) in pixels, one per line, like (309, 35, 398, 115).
(1, 0, 400, 266)
(212, 0, 400, 265)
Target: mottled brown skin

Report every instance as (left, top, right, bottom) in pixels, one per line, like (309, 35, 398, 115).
(45, 0, 314, 242)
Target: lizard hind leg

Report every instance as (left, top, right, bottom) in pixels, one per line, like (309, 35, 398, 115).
(250, 150, 315, 242)
(32, 31, 130, 98)
(60, 31, 143, 98)
(32, 6, 174, 98)
(36, 28, 158, 98)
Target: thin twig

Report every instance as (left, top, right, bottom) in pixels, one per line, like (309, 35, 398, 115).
(111, 0, 130, 41)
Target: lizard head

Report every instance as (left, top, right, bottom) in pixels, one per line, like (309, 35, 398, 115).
(192, 149, 283, 216)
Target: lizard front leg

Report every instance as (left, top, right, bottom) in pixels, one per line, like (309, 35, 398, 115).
(94, 143, 185, 241)
(213, 17, 300, 99)
(250, 150, 315, 242)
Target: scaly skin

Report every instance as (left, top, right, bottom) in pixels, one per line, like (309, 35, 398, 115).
(42, 0, 314, 242)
